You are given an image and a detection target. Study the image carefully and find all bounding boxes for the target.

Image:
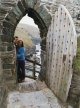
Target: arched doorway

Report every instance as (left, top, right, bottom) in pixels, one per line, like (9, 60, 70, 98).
(14, 14, 41, 79)
(0, 0, 51, 86)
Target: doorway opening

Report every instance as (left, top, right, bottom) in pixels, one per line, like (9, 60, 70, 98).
(14, 14, 41, 81)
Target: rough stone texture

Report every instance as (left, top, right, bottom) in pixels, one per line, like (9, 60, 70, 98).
(18, 78, 47, 92)
(36, 5, 52, 29)
(7, 89, 62, 108)
(0, 53, 3, 83)
(0, 0, 51, 81)
(0, 0, 51, 108)
(0, 86, 7, 108)
(40, 0, 80, 37)
(7, 78, 73, 108)
(45, 0, 80, 36)
(1, 0, 52, 85)
(79, 98, 80, 108)
(39, 49, 46, 81)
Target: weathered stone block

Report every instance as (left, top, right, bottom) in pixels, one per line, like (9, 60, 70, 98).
(1, 1, 16, 8)
(0, 22, 3, 30)
(17, 1, 25, 14)
(3, 69, 12, 76)
(0, 16, 5, 21)
(36, 5, 52, 28)
(2, 57, 13, 64)
(79, 98, 80, 108)
(0, 28, 3, 36)
(3, 74, 13, 81)
(0, 86, 7, 108)
(3, 63, 14, 69)
(2, 27, 9, 35)
(0, 44, 7, 51)
(3, 20, 15, 30)
(1, 0, 15, 2)
(6, 82, 17, 91)
(34, 0, 40, 10)
(2, 28, 13, 42)
(0, 46, 7, 51)
(25, 0, 37, 9)
(1, 51, 14, 58)
(6, 12, 17, 25)
(7, 43, 14, 51)
(0, 5, 9, 14)
(21, 0, 28, 11)
(13, 5, 23, 19)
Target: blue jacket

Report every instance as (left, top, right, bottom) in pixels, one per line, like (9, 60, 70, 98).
(16, 47, 25, 60)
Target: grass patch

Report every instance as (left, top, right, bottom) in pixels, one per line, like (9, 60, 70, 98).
(73, 36, 80, 73)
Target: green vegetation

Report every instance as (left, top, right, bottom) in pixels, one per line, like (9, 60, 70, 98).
(73, 36, 80, 72)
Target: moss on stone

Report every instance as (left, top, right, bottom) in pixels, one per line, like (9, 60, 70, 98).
(73, 36, 80, 73)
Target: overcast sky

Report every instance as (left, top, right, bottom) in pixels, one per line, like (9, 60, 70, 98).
(19, 14, 38, 28)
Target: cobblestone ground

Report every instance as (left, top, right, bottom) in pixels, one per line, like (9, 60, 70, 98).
(7, 78, 73, 108)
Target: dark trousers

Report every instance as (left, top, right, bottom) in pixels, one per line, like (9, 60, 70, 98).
(17, 60, 25, 81)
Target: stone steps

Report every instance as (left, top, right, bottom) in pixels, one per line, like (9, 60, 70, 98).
(18, 78, 47, 92)
(7, 88, 62, 108)
(7, 78, 73, 108)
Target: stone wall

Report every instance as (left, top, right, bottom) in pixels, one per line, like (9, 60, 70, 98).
(59, 0, 80, 36)
(43, 0, 80, 36)
(0, 42, 17, 107)
(0, 0, 51, 107)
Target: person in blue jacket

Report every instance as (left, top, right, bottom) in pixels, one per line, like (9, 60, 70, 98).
(16, 40, 25, 83)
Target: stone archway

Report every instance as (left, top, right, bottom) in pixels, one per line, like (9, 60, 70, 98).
(0, 0, 51, 107)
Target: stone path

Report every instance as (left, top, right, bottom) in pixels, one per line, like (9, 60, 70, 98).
(7, 78, 72, 108)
